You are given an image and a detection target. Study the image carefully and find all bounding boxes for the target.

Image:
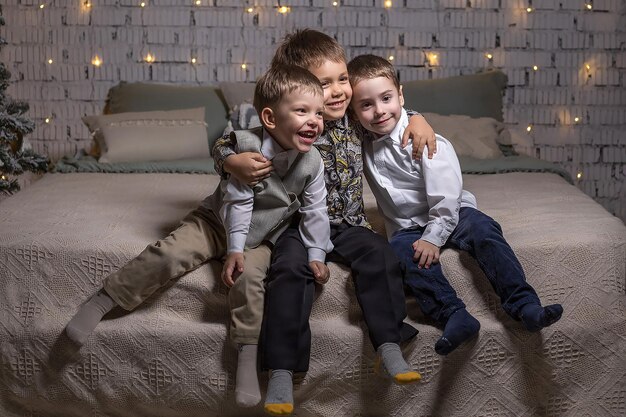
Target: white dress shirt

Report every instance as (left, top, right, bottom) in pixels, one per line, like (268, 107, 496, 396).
(219, 129, 331, 262)
(362, 109, 477, 247)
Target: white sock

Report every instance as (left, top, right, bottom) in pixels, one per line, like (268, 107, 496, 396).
(235, 344, 261, 407)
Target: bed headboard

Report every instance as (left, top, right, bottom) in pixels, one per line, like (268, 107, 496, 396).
(401, 70, 508, 122)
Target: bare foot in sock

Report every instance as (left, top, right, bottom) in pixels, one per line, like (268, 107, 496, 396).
(376, 342, 421, 385)
(435, 308, 481, 355)
(235, 344, 261, 407)
(65, 289, 117, 345)
(520, 303, 563, 332)
(264, 369, 294, 416)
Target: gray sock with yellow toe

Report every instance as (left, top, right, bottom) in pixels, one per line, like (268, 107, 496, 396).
(377, 342, 422, 385)
(264, 369, 294, 416)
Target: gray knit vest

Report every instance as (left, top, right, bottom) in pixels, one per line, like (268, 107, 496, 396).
(204, 127, 323, 248)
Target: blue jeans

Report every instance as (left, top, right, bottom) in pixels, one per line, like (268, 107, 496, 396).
(390, 207, 540, 325)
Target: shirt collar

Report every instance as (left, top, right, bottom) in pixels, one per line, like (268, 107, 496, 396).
(262, 129, 300, 168)
(324, 114, 350, 130)
(372, 108, 408, 144)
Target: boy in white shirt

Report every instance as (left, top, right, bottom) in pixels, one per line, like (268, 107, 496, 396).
(65, 64, 333, 407)
(348, 54, 563, 355)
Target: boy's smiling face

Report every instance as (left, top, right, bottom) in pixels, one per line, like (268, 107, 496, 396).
(351, 76, 404, 138)
(307, 60, 352, 121)
(262, 88, 325, 153)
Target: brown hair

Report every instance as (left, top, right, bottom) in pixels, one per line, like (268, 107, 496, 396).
(253, 64, 323, 114)
(347, 54, 400, 90)
(271, 28, 346, 70)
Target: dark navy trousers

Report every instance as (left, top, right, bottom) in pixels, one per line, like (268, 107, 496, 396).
(390, 207, 541, 325)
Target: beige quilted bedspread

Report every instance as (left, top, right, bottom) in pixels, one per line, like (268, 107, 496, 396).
(1, 172, 624, 417)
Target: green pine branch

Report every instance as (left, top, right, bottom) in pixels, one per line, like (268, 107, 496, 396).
(0, 7, 49, 194)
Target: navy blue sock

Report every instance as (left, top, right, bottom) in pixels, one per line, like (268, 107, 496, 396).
(520, 303, 563, 332)
(435, 308, 480, 356)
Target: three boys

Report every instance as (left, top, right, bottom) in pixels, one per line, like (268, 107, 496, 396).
(212, 29, 435, 416)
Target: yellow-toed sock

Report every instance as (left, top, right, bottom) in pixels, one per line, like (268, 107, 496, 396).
(375, 343, 422, 385)
(264, 369, 294, 415)
(393, 370, 422, 385)
(264, 403, 294, 416)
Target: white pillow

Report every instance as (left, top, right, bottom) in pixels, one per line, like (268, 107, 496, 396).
(83, 108, 209, 163)
(422, 112, 506, 159)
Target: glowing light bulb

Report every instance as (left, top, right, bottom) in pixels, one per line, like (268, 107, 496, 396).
(427, 52, 439, 66)
(526, 125, 532, 132)
(191, 57, 197, 64)
(45, 117, 51, 123)
(574, 116, 580, 123)
(246, 7, 254, 12)
(332, 1, 338, 6)
(39, 4, 45, 9)
(576, 172, 583, 179)
(241, 63, 247, 69)
(388, 55, 394, 61)
(145, 53, 155, 63)
(526, 7, 533, 12)
(384, 0, 393, 7)
(485, 53, 493, 60)
(195, 0, 201, 5)
(586, 3, 592, 10)
(532, 65, 538, 71)
(91, 56, 102, 66)
(84, 1, 92, 8)
(0, 175, 6, 180)
(278, 6, 290, 13)
(47, 58, 53, 64)
(585, 64, 591, 71)
(140, 2, 146, 7)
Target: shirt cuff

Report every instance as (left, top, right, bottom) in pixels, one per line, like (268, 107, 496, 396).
(421, 224, 448, 247)
(307, 248, 327, 263)
(227, 233, 247, 254)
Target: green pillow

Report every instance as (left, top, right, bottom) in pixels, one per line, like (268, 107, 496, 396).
(402, 70, 508, 121)
(104, 82, 229, 148)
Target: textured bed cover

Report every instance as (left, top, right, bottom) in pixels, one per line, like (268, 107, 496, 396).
(1, 172, 624, 417)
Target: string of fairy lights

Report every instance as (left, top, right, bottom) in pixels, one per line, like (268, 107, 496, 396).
(28, 0, 600, 180)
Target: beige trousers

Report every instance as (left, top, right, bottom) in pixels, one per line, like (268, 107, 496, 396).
(104, 206, 270, 345)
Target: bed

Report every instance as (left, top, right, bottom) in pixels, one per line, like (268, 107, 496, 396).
(1, 71, 625, 417)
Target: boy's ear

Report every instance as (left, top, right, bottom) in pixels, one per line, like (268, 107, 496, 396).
(399, 84, 405, 107)
(260, 107, 275, 131)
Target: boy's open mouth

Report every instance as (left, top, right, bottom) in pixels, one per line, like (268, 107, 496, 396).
(326, 99, 345, 109)
(298, 130, 318, 144)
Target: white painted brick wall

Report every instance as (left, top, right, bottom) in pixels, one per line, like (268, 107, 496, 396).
(0, 1, 624, 223)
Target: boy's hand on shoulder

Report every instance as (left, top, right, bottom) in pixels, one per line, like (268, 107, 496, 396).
(309, 261, 330, 285)
(222, 252, 245, 287)
(224, 152, 274, 185)
(412, 239, 440, 269)
(402, 114, 436, 160)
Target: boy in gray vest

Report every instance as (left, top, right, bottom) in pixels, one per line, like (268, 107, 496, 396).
(64, 64, 333, 408)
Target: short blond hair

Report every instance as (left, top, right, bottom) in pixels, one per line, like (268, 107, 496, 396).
(347, 54, 400, 90)
(253, 64, 323, 114)
(271, 28, 346, 70)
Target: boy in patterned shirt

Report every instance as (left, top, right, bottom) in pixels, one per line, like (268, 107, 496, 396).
(212, 29, 436, 416)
